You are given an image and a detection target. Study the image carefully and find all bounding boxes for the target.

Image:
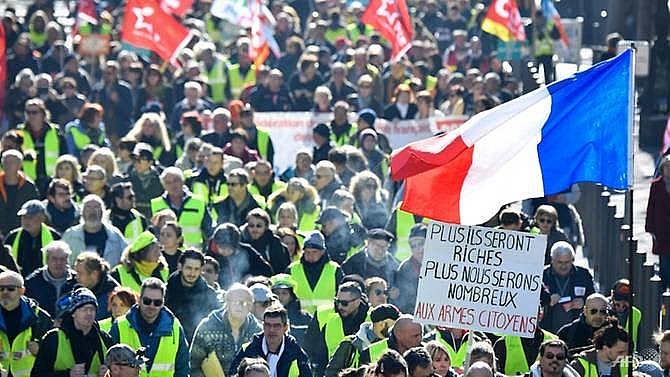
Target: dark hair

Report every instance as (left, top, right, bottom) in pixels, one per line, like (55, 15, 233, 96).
(539, 339, 569, 357)
(140, 277, 166, 297)
(231, 128, 248, 142)
(338, 280, 363, 298)
(593, 319, 630, 350)
(111, 182, 133, 199)
(107, 286, 138, 311)
(374, 349, 408, 377)
(75, 251, 110, 274)
(328, 147, 348, 165)
(263, 305, 288, 324)
(204, 256, 220, 273)
(162, 221, 184, 248)
(79, 103, 104, 123)
(403, 347, 432, 374)
(246, 208, 271, 227)
(178, 248, 205, 266)
(48, 177, 73, 197)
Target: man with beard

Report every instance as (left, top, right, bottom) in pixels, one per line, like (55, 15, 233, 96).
(0, 270, 52, 377)
(62, 195, 126, 267)
(108, 182, 148, 241)
(325, 304, 400, 377)
(31, 287, 113, 377)
(241, 209, 291, 274)
(569, 321, 630, 377)
(557, 293, 611, 353)
(304, 281, 369, 376)
(287, 231, 344, 315)
(165, 249, 220, 341)
(110, 278, 190, 377)
(44, 178, 80, 234)
(524, 340, 580, 377)
(229, 306, 311, 377)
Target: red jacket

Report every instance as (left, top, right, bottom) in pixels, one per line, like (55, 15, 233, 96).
(645, 177, 670, 254)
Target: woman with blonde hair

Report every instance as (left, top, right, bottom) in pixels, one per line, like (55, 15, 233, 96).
(350, 171, 388, 230)
(531, 204, 570, 264)
(110, 231, 169, 294)
(52, 154, 84, 199)
(268, 177, 320, 232)
(87, 147, 125, 186)
(125, 112, 176, 166)
(425, 341, 458, 377)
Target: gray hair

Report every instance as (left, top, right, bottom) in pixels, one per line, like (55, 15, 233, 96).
(550, 241, 575, 260)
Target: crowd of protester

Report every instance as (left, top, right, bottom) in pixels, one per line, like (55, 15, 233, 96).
(0, 0, 662, 377)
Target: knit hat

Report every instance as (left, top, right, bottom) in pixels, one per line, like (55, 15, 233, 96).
(313, 123, 331, 138)
(106, 344, 148, 368)
(370, 304, 401, 322)
(303, 231, 326, 250)
(409, 223, 427, 239)
(131, 231, 158, 254)
(67, 287, 98, 313)
(357, 108, 377, 128)
(612, 279, 632, 301)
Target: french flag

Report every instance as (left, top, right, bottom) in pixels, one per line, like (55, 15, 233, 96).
(390, 49, 633, 225)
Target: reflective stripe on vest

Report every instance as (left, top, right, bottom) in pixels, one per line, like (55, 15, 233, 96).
(503, 330, 557, 375)
(21, 125, 60, 180)
(116, 314, 181, 377)
(227, 64, 256, 100)
(151, 197, 206, 247)
(0, 312, 38, 377)
(290, 261, 338, 315)
(11, 225, 53, 269)
(54, 330, 106, 375)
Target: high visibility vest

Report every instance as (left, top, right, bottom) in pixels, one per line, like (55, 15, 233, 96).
(330, 125, 356, 146)
(346, 23, 375, 43)
(324, 315, 345, 358)
(190, 179, 229, 205)
(534, 21, 555, 57)
(325, 27, 349, 45)
(151, 196, 206, 247)
(248, 181, 286, 201)
(255, 128, 271, 162)
(577, 356, 628, 377)
(206, 60, 228, 104)
(20, 124, 60, 180)
(54, 330, 106, 375)
(367, 338, 388, 364)
(290, 261, 338, 315)
(11, 225, 54, 269)
(394, 202, 421, 261)
(99, 317, 112, 333)
(116, 314, 181, 377)
(435, 331, 469, 368)
(625, 306, 642, 348)
(107, 209, 146, 240)
(288, 360, 300, 377)
(503, 330, 557, 375)
(69, 126, 106, 152)
(114, 265, 169, 294)
(0, 308, 40, 377)
(227, 63, 256, 100)
(298, 206, 320, 233)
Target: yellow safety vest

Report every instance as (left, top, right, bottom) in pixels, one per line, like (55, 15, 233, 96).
(330, 125, 357, 146)
(255, 128, 271, 162)
(323, 315, 345, 358)
(298, 206, 320, 233)
(206, 60, 228, 104)
(190, 179, 229, 205)
(577, 356, 628, 377)
(107, 209, 146, 241)
(0, 308, 40, 377)
(435, 331, 469, 368)
(394, 202, 422, 262)
(114, 265, 169, 294)
(503, 330, 557, 375)
(151, 196, 206, 247)
(625, 306, 642, 348)
(248, 181, 286, 202)
(20, 124, 60, 180)
(11, 225, 53, 270)
(68, 126, 106, 152)
(290, 261, 338, 315)
(227, 63, 256, 100)
(116, 315, 181, 377)
(346, 23, 376, 43)
(534, 21, 555, 57)
(367, 338, 388, 364)
(99, 317, 112, 333)
(325, 27, 349, 45)
(54, 330, 106, 375)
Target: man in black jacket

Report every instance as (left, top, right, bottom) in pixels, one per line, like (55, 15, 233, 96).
(165, 248, 220, 341)
(229, 306, 311, 377)
(270, 274, 312, 347)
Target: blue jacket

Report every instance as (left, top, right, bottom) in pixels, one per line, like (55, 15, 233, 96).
(110, 305, 190, 377)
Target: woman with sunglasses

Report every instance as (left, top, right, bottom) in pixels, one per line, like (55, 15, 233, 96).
(111, 231, 169, 295)
(531, 205, 570, 265)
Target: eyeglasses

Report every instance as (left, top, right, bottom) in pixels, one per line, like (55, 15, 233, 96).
(334, 297, 359, 307)
(247, 223, 265, 228)
(543, 352, 566, 361)
(141, 297, 164, 307)
(589, 308, 608, 315)
(537, 218, 554, 224)
(0, 286, 19, 292)
(227, 182, 243, 187)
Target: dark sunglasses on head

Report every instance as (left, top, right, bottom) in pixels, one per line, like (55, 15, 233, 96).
(141, 297, 164, 307)
(0, 285, 19, 292)
(543, 352, 566, 361)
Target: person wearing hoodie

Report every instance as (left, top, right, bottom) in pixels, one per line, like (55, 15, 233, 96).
(31, 287, 113, 377)
(324, 303, 400, 377)
(241, 209, 291, 274)
(229, 306, 311, 377)
(109, 278, 190, 377)
(524, 340, 580, 377)
(0, 270, 53, 377)
(165, 248, 220, 342)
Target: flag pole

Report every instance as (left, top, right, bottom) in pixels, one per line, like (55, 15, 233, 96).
(626, 44, 636, 376)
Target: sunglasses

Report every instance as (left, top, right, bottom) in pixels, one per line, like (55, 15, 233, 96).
(0, 286, 19, 292)
(334, 297, 359, 307)
(589, 308, 608, 315)
(141, 297, 164, 307)
(538, 218, 554, 224)
(543, 352, 566, 361)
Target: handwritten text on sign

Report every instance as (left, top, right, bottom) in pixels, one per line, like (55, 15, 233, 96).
(415, 221, 546, 337)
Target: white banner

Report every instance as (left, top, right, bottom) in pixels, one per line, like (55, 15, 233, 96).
(252, 112, 468, 173)
(415, 221, 546, 338)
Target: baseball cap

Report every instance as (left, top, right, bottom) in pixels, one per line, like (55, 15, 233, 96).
(367, 228, 394, 242)
(409, 223, 427, 239)
(250, 283, 278, 302)
(271, 274, 298, 290)
(17, 199, 46, 216)
(303, 231, 326, 250)
(106, 344, 148, 368)
(67, 287, 98, 313)
(132, 142, 154, 160)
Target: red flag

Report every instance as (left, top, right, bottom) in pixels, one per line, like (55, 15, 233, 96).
(481, 0, 525, 41)
(0, 23, 6, 124)
(249, 0, 280, 66)
(77, 0, 98, 25)
(360, 0, 413, 61)
(121, 0, 193, 66)
(160, 0, 194, 18)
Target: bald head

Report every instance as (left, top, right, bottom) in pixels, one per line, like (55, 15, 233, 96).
(393, 315, 423, 351)
(466, 361, 493, 377)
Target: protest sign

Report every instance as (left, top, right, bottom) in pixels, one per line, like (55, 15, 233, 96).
(414, 221, 546, 338)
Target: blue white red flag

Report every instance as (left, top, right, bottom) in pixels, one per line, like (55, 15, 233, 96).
(390, 50, 633, 225)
